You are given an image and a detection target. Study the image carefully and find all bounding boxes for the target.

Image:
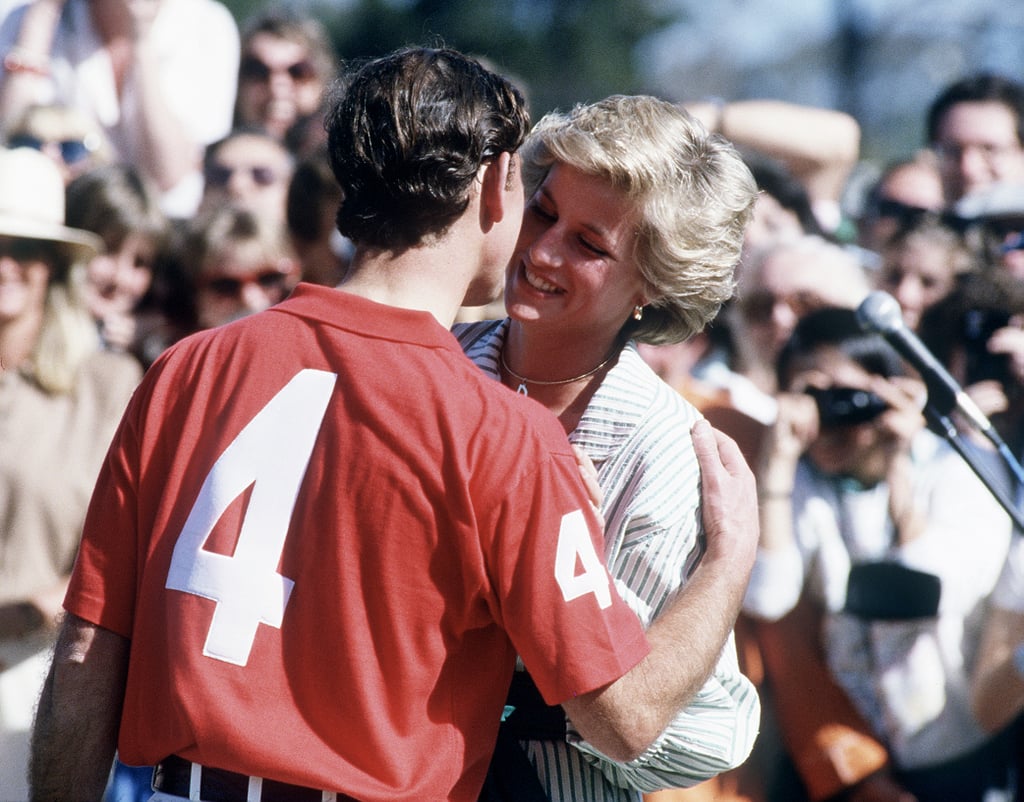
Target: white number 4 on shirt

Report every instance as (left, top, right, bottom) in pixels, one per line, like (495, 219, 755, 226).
(166, 369, 336, 666)
(555, 509, 613, 609)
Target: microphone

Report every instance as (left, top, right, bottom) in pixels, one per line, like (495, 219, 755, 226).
(855, 290, 1001, 441)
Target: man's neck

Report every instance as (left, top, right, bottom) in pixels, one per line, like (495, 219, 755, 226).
(339, 240, 476, 331)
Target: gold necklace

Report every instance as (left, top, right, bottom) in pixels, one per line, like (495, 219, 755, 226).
(499, 346, 615, 396)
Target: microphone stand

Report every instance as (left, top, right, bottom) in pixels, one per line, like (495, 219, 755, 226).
(923, 402, 1024, 532)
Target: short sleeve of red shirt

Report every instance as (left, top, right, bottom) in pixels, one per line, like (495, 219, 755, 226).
(65, 378, 147, 638)
(477, 428, 650, 704)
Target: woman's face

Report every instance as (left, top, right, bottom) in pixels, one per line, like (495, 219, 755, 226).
(196, 244, 297, 330)
(877, 237, 959, 331)
(236, 33, 324, 141)
(504, 164, 646, 342)
(85, 233, 156, 321)
(0, 237, 53, 325)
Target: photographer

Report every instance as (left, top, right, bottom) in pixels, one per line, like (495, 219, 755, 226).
(917, 271, 1024, 459)
(743, 307, 1015, 801)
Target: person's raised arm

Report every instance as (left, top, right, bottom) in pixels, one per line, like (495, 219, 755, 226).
(105, 0, 199, 194)
(562, 419, 759, 760)
(686, 99, 860, 231)
(30, 613, 130, 802)
(0, 0, 65, 124)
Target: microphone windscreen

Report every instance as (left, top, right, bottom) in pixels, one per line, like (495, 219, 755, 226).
(856, 291, 904, 335)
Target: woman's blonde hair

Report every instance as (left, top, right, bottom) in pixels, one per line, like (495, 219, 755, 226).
(520, 95, 758, 344)
(30, 250, 101, 394)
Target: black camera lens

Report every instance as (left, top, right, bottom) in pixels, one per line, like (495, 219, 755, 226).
(805, 386, 888, 426)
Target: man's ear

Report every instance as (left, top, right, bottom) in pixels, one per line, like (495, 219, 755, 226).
(479, 151, 513, 228)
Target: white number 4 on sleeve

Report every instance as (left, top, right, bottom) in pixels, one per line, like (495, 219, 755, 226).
(554, 509, 612, 609)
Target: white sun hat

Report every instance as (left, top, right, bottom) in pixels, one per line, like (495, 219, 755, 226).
(0, 146, 102, 261)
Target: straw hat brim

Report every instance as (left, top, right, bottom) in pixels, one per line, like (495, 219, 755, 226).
(0, 211, 102, 262)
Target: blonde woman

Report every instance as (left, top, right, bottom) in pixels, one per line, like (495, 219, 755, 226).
(456, 95, 761, 801)
(0, 147, 141, 800)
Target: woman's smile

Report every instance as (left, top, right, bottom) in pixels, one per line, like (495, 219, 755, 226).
(523, 266, 562, 294)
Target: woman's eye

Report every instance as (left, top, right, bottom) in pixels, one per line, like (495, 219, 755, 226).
(579, 237, 607, 257)
(529, 203, 555, 222)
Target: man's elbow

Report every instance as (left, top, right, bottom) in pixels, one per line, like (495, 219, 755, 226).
(565, 697, 670, 762)
(582, 727, 656, 763)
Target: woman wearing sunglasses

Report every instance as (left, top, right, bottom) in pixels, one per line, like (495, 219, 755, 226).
(3, 102, 113, 184)
(233, 9, 337, 145)
(0, 147, 142, 801)
(181, 203, 299, 331)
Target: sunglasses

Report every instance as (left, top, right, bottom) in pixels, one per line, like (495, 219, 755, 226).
(204, 163, 281, 188)
(203, 269, 290, 298)
(239, 55, 317, 84)
(739, 289, 826, 325)
(7, 133, 98, 165)
(873, 197, 968, 233)
(0, 236, 54, 263)
(875, 197, 934, 222)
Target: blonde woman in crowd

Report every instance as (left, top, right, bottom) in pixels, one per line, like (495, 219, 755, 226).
(3, 102, 113, 185)
(874, 214, 976, 332)
(0, 147, 141, 800)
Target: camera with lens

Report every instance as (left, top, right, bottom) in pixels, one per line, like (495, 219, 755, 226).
(805, 386, 888, 427)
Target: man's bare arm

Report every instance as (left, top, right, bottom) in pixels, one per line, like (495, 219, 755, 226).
(30, 613, 130, 802)
(563, 419, 759, 760)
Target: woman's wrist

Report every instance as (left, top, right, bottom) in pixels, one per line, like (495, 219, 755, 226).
(756, 463, 797, 500)
(3, 47, 50, 76)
